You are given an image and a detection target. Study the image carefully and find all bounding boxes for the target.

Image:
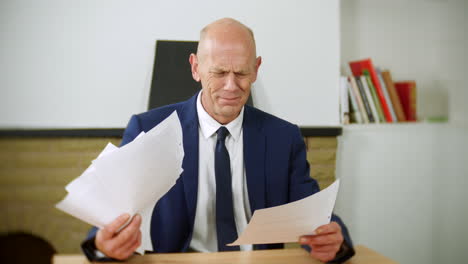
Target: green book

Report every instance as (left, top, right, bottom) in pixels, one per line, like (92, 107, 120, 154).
(363, 70, 386, 122)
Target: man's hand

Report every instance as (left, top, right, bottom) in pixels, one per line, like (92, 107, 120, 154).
(95, 213, 142, 260)
(299, 221, 344, 263)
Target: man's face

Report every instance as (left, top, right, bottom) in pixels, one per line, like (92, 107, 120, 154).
(190, 35, 261, 124)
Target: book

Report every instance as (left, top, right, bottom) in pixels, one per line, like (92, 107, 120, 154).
(349, 58, 394, 122)
(358, 76, 379, 123)
(348, 76, 368, 123)
(354, 76, 375, 123)
(346, 77, 363, 123)
(376, 68, 397, 122)
(381, 70, 407, 122)
(339, 76, 350, 124)
(394, 81, 417, 121)
(363, 72, 386, 123)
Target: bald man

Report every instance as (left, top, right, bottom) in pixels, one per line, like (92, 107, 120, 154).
(82, 18, 355, 263)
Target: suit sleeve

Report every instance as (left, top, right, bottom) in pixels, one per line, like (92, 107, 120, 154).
(288, 125, 355, 263)
(288, 125, 320, 202)
(120, 115, 144, 147)
(80, 115, 144, 261)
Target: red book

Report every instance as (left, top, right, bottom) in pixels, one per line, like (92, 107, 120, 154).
(349, 58, 393, 122)
(394, 81, 417, 121)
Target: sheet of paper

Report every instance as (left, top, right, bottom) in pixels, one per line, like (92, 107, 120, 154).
(228, 179, 340, 246)
(56, 111, 184, 254)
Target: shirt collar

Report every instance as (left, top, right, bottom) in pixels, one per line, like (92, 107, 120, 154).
(196, 91, 244, 141)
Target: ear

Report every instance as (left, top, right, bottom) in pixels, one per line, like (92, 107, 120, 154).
(252, 56, 262, 82)
(189, 53, 201, 82)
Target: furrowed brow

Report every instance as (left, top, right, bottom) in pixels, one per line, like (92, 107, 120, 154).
(210, 66, 228, 73)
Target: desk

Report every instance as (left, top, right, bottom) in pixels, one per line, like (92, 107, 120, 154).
(53, 245, 397, 264)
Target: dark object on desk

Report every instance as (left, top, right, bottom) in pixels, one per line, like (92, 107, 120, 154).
(148, 40, 253, 110)
(0, 232, 56, 264)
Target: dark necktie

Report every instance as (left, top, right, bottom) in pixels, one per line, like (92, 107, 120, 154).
(215, 126, 240, 251)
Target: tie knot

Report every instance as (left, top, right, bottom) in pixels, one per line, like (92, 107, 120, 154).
(217, 126, 229, 141)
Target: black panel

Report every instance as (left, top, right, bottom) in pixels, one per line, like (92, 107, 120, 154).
(300, 127, 342, 137)
(0, 129, 124, 137)
(148, 40, 201, 110)
(0, 127, 341, 137)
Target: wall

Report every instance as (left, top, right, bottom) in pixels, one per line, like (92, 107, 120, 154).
(0, 0, 340, 128)
(0, 137, 120, 253)
(341, 0, 468, 124)
(0, 136, 337, 253)
(334, 124, 468, 264)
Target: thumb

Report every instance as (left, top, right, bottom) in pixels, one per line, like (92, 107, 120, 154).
(101, 213, 131, 239)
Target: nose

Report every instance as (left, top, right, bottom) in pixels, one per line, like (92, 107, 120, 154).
(224, 72, 238, 91)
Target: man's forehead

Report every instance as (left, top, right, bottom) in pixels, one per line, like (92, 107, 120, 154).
(201, 44, 255, 63)
(197, 22, 257, 60)
(200, 18, 255, 46)
(203, 37, 253, 53)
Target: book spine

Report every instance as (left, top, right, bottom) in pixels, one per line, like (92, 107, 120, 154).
(410, 83, 416, 121)
(377, 69, 397, 122)
(340, 76, 350, 124)
(356, 77, 376, 123)
(349, 76, 368, 123)
(366, 64, 393, 122)
(395, 81, 417, 121)
(363, 73, 385, 122)
(347, 77, 362, 123)
(382, 71, 407, 121)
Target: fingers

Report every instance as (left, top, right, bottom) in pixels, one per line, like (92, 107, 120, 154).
(300, 222, 343, 246)
(299, 222, 344, 262)
(110, 214, 142, 249)
(95, 214, 142, 260)
(101, 213, 131, 239)
(120, 230, 142, 257)
(310, 243, 341, 253)
(300, 232, 343, 247)
(112, 229, 142, 260)
(316, 221, 341, 235)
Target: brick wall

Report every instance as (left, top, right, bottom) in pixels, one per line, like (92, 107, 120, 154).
(305, 137, 337, 190)
(0, 136, 337, 253)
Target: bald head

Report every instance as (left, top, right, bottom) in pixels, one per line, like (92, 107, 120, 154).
(189, 18, 261, 124)
(197, 18, 257, 61)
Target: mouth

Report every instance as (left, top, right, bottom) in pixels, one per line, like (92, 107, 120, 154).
(218, 96, 241, 105)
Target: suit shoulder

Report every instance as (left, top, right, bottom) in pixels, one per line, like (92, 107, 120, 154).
(134, 101, 185, 131)
(247, 106, 298, 130)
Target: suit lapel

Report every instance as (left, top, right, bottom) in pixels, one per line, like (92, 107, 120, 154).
(243, 106, 266, 213)
(178, 94, 200, 234)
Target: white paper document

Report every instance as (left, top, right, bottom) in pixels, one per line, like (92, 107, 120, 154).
(228, 179, 340, 246)
(56, 111, 184, 254)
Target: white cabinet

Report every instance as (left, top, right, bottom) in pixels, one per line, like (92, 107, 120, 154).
(334, 123, 468, 264)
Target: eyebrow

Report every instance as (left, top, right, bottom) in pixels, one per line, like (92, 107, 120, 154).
(210, 67, 228, 73)
(209, 67, 250, 74)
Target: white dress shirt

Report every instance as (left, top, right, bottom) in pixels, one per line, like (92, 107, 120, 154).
(189, 92, 253, 252)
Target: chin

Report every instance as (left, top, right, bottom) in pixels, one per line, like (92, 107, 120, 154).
(217, 106, 242, 119)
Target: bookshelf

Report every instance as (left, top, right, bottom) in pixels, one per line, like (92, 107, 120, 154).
(340, 0, 467, 125)
(336, 1, 468, 263)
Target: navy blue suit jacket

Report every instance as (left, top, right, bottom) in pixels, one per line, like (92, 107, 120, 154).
(84, 93, 354, 261)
